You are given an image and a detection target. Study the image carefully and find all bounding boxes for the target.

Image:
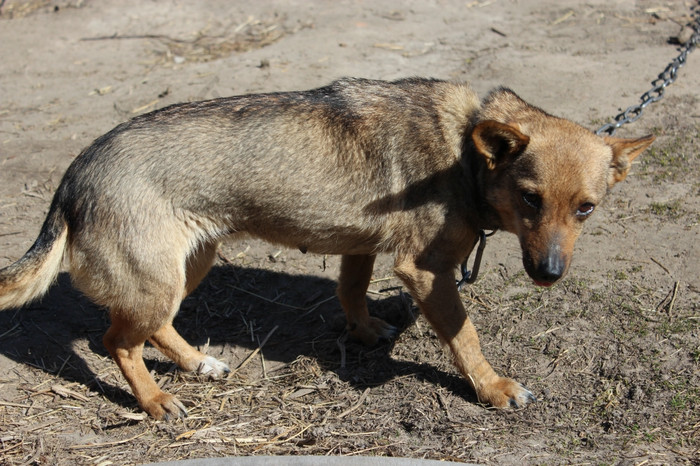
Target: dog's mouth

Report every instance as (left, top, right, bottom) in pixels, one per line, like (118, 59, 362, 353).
(533, 279, 555, 287)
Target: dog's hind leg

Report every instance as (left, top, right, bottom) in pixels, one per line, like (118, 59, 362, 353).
(89, 236, 226, 419)
(103, 312, 188, 420)
(148, 241, 230, 379)
(337, 254, 396, 345)
(394, 254, 536, 409)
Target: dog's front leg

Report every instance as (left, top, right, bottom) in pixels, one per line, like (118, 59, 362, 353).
(394, 254, 535, 408)
(149, 323, 230, 378)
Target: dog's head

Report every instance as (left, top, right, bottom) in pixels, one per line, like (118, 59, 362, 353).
(472, 89, 654, 286)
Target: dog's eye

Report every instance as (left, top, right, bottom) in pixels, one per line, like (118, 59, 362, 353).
(576, 203, 595, 217)
(522, 192, 542, 210)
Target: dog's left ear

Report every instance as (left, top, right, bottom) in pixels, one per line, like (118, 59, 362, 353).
(472, 120, 530, 170)
(604, 134, 656, 186)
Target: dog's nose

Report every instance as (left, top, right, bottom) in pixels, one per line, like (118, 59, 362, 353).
(534, 254, 566, 285)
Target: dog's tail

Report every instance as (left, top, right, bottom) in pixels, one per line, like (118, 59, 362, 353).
(0, 200, 68, 310)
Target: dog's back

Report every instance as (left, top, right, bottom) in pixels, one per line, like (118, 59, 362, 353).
(53, 78, 478, 258)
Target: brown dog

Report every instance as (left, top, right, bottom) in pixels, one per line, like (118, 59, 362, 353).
(0, 78, 654, 419)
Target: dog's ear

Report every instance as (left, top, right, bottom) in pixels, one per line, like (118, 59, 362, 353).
(472, 120, 530, 170)
(604, 134, 655, 186)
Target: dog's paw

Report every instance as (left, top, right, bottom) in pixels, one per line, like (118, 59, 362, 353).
(350, 316, 397, 346)
(197, 356, 231, 379)
(142, 392, 188, 421)
(479, 377, 536, 409)
(508, 385, 537, 408)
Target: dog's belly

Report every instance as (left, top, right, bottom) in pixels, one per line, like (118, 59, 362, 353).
(261, 230, 385, 256)
(235, 208, 389, 256)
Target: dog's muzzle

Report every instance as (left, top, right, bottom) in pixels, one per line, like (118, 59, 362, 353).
(523, 243, 568, 287)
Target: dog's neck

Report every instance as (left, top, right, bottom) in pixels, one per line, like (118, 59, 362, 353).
(460, 139, 502, 232)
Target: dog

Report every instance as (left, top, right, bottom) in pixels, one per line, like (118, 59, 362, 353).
(0, 78, 654, 420)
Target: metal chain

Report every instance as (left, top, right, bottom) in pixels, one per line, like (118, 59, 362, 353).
(596, 3, 700, 136)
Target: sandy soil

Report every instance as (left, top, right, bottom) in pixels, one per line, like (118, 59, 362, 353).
(0, 0, 698, 464)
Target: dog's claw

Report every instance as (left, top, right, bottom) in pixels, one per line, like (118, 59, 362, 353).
(527, 390, 537, 403)
(477, 377, 536, 409)
(171, 398, 188, 419)
(144, 392, 188, 421)
(507, 384, 536, 409)
(379, 323, 398, 340)
(350, 316, 397, 346)
(162, 403, 188, 422)
(509, 388, 537, 408)
(197, 356, 231, 379)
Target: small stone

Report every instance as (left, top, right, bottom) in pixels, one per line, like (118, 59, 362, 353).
(672, 26, 695, 45)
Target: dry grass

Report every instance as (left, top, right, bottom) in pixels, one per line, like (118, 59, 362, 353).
(87, 15, 315, 67)
(1, 241, 698, 464)
(0, 0, 52, 19)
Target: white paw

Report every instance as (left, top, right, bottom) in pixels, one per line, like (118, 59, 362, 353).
(197, 356, 230, 379)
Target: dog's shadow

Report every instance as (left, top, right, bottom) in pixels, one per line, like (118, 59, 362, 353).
(0, 263, 478, 411)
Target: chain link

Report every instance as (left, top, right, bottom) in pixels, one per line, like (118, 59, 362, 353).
(596, 2, 700, 136)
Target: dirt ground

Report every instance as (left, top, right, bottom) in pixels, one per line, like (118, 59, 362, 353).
(0, 0, 698, 464)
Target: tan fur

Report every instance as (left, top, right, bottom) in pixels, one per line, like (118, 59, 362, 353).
(0, 78, 654, 419)
(0, 210, 67, 309)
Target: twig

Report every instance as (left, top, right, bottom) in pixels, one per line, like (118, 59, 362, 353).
(67, 432, 149, 450)
(551, 10, 574, 25)
(131, 99, 159, 114)
(533, 326, 562, 339)
(436, 390, 454, 422)
(259, 334, 267, 379)
(667, 281, 680, 314)
(468, 374, 482, 404)
(0, 400, 32, 408)
(55, 354, 71, 378)
(233, 16, 255, 34)
(80, 33, 191, 43)
(228, 325, 278, 375)
(377, 285, 402, 293)
(336, 332, 347, 369)
(369, 276, 394, 284)
(0, 322, 20, 339)
(346, 441, 404, 456)
(218, 252, 337, 314)
(216, 251, 235, 265)
(0, 442, 21, 455)
(650, 257, 670, 275)
(214, 387, 245, 398)
(252, 424, 312, 451)
(230, 285, 335, 312)
(51, 384, 89, 402)
(21, 191, 44, 199)
(22, 437, 43, 465)
(28, 321, 63, 348)
(337, 387, 370, 418)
